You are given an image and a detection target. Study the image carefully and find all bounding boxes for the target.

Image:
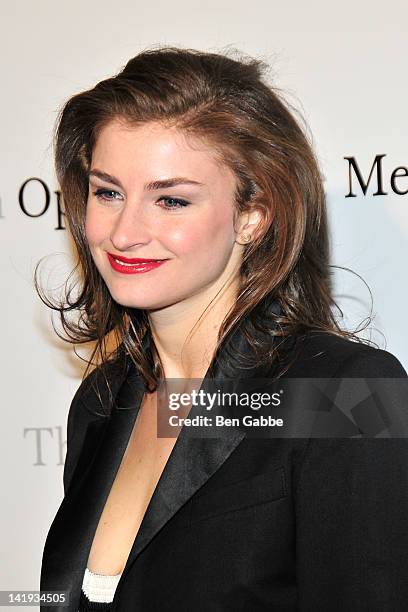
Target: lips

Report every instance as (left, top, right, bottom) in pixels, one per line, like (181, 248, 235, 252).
(108, 253, 166, 264)
(107, 253, 168, 275)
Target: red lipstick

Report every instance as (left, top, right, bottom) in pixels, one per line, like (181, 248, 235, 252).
(107, 253, 169, 274)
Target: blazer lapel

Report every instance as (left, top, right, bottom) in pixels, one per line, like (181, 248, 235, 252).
(119, 382, 247, 577)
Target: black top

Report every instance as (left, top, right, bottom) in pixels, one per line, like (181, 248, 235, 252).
(40, 311, 408, 611)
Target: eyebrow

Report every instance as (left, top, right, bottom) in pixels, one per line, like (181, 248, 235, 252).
(87, 169, 204, 190)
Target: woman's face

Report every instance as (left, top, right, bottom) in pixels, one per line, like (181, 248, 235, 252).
(85, 119, 247, 311)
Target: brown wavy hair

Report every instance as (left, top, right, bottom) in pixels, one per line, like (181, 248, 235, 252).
(34, 45, 375, 399)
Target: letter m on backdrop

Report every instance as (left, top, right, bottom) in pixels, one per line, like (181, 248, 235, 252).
(344, 154, 388, 197)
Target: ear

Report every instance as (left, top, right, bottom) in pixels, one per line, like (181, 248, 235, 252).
(235, 207, 266, 245)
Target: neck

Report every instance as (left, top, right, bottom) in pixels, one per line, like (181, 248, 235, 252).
(147, 282, 239, 381)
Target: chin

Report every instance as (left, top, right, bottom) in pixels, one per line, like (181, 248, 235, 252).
(106, 288, 170, 311)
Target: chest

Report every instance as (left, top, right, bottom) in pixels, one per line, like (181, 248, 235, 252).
(86, 391, 177, 575)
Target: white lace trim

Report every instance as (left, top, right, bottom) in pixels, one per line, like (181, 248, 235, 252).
(82, 567, 122, 603)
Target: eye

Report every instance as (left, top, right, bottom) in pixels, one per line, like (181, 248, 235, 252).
(92, 188, 123, 202)
(91, 189, 190, 210)
(157, 196, 190, 211)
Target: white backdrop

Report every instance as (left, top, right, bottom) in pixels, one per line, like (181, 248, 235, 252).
(1, 0, 408, 605)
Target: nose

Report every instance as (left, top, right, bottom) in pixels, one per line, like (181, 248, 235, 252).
(110, 200, 151, 252)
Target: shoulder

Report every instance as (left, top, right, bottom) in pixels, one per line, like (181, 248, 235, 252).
(66, 349, 130, 438)
(66, 349, 129, 442)
(63, 349, 130, 494)
(275, 330, 407, 378)
(70, 347, 130, 417)
(290, 331, 408, 518)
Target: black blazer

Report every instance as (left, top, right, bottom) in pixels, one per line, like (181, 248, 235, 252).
(40, 304, 408, 611)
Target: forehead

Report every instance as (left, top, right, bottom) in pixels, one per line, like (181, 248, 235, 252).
(91, 119, 236, 187)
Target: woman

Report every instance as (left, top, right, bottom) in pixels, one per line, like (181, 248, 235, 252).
(39, 47, 408, 611)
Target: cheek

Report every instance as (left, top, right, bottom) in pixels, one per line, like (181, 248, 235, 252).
(84, 206, 105, 246)
(168, 210, 235, 256)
